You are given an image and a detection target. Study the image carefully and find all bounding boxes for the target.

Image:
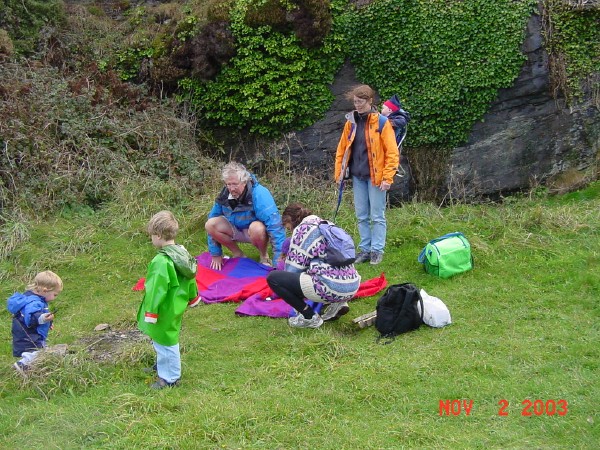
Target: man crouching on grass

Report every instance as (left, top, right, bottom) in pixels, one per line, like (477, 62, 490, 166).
(204, 162, 286, 270)
(137, 211, 198, 390)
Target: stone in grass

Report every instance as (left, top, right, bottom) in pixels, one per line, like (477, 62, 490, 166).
(45, 344, 69, 356)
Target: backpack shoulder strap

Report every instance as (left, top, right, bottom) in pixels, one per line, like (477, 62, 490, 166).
(377, 113, 388, 133)
(418, 244, 429, 263)
(347, 123, 356, 141)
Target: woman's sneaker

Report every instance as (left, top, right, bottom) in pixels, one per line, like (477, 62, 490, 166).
(288, 313, 324, 328)
(321, 302, 350, 321)
(188, 295, 201, 308)
(370, 252, 383, 265)
(150, 377, 179, 390)
(355, 251, 371, 264)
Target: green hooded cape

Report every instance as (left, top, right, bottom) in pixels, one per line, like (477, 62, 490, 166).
(137, 244, 198, 346)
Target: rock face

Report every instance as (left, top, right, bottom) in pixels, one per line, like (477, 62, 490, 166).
(286, 13, 599, 200)
(286, 60, 359, 176)
(449, 13, 599, 198)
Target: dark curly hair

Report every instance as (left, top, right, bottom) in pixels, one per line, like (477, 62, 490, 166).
(282, 203, 313, 230)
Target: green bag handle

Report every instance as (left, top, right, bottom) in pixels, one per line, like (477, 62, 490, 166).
(418, 232, 467, 263)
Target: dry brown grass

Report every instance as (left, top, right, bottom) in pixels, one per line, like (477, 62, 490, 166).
(0, 60, 215, 215)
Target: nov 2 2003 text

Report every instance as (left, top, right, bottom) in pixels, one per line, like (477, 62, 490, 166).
(439, 399, 568, 416)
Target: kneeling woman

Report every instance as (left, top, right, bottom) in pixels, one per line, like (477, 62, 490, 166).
(267, 203, 361, 328)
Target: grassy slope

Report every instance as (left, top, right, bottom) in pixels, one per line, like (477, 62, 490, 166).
(0, 182, 598, 449)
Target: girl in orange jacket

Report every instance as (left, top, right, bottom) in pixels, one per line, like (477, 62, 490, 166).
(334, 85, 399, 265)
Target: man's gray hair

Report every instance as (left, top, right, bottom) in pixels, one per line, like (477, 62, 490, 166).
(222, 162, 250, 184)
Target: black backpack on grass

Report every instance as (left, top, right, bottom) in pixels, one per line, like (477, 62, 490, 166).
(375, 283, 424, 343)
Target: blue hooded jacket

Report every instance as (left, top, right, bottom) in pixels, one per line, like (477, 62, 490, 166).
(7, 291, 52, 357)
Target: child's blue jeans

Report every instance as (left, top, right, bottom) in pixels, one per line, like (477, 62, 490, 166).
(152, 341, 181, 383)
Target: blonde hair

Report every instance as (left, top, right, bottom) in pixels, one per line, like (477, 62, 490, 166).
(147, 210, 179, 241)
(27, 271, 63, 293)
(345, 84, 375, 102)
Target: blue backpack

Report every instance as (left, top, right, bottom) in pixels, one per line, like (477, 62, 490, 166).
(318, 220, 356, 266)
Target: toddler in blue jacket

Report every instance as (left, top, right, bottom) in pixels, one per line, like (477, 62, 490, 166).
(7, 270, 63, 372)
(381, 94, 410, 145)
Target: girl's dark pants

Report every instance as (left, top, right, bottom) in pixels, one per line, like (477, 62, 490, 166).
(266, 271, 315, 319)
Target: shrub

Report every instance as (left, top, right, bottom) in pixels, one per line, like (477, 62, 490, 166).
(289, 0, 333, 48)
(171, 20, 236, 81)
(0, 0, 65, 55)
(0, 62, 216, 214)
(0, 28, 14, 56)
(178, 0, 346, 137)
(245, 0, 333, 48)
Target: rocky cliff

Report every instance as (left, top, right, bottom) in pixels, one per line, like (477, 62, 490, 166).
(449, 13, 599, 198)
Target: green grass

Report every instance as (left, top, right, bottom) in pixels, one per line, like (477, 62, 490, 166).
(0, 181, 598, 449)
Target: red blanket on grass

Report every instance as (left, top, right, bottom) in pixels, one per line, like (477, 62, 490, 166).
(133, 252, 387, 318)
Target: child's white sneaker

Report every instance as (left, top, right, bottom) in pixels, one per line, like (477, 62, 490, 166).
(288, 313, 323, 329)
(13, 362, 27, 377)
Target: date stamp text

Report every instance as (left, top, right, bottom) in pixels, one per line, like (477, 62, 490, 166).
(439, 399, 568, 416)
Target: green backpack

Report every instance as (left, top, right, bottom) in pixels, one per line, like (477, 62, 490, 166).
(418, 232, 473, 279)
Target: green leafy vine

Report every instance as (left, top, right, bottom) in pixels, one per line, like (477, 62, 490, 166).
(541, 0, 600, 104)
(344, 0, 537, 148)
(178, 0, 347, 137)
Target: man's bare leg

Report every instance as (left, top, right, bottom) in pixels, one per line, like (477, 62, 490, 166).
(248, 221, 269, 264)
(205, 216, 245, 257)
